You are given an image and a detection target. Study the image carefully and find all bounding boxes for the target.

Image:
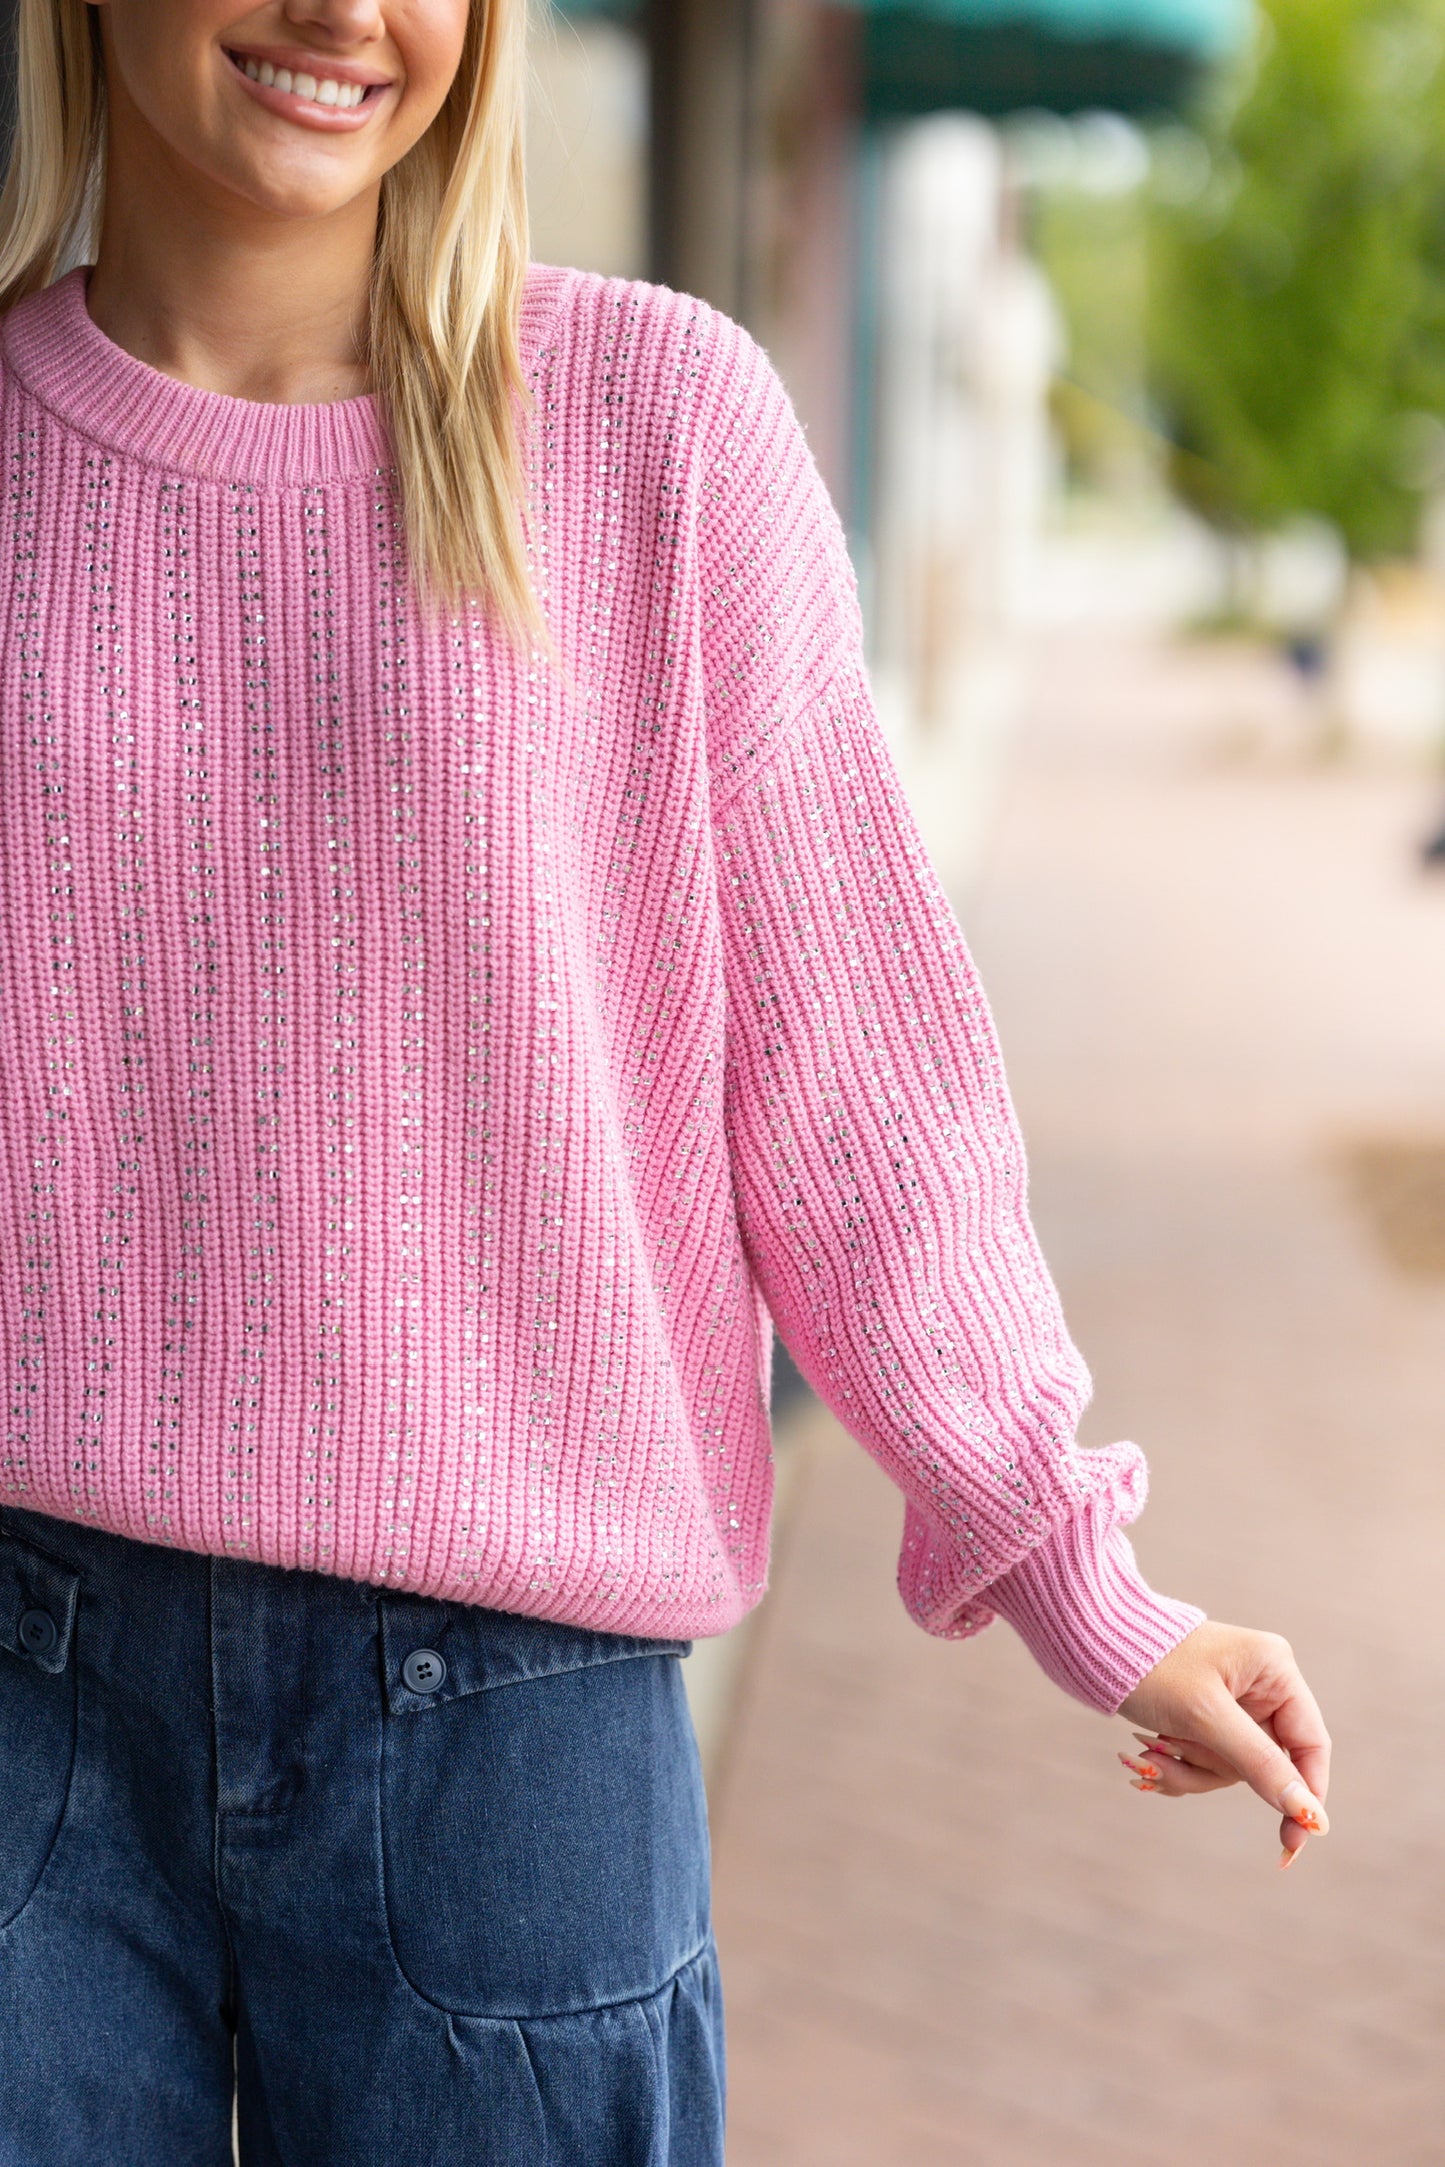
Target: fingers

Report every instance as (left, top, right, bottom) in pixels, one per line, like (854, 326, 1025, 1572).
(1117, 1729, 1322, 1869)
(1116, 1748, 1233, 1798)
(1118, 1743, 1318, 1871)
(1278, 1819, 1312, 1871)
(1256, 1674, 1332, 1806)
(1114, 1620, 1333, 1862)
(1194, 1680, 1330, 1834)
(1130, 1729, 1238, 1782)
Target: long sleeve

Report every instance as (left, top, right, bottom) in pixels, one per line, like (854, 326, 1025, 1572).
(697, 315, 1205, 1713)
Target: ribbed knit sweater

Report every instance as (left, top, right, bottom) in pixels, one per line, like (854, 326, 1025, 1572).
(0, 261, 1205, 1713)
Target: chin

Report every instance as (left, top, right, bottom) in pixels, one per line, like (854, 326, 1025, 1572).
(213, 154, 373, 223)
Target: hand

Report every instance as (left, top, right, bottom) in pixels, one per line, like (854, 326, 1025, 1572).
(1114, 1619, 1331, 1870)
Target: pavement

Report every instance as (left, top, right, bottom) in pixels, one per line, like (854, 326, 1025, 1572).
(707, 620, 1445, 2164)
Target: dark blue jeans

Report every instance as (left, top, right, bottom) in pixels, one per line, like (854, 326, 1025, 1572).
(0, 1503, 725, 2165)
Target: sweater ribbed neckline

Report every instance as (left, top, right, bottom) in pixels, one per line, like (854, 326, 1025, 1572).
(0, 259, 569, 487)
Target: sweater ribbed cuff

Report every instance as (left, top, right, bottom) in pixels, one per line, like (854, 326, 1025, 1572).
(986, 1502, 1207, 1715)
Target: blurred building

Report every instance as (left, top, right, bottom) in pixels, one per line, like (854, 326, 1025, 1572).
(546, 0, 1247, 738)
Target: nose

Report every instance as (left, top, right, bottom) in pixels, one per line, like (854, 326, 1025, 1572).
(281, 0, 389, 51)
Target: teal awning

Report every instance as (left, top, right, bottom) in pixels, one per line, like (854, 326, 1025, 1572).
(552, 0, 1242, 38)
(855, 0, 1242, 55)
(551, 0, 1249, 117)
(852, 0, 1249, 117)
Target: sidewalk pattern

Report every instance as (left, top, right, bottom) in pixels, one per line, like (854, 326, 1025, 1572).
(709, 629, 1445, 2165)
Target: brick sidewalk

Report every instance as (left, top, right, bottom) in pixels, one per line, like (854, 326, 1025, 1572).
(708, 630, 1445, 2165)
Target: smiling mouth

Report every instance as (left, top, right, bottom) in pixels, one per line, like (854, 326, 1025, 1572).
(222, 48, 390, 111)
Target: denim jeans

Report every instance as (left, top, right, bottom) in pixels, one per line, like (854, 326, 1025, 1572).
(0, 1502, 725, 2165)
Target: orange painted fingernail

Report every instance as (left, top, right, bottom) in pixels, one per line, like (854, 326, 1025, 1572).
(1131, 1777, 1161, 1791)
(1280, 1781, 1328, 1835)
(1278, 1846, 1301, 1869)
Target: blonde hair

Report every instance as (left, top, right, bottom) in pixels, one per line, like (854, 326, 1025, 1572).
(0, 0, 553, 656)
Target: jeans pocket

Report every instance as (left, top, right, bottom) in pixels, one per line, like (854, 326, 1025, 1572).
(375, 1596, 712, 2021)
(0, 1522, 82, 1933)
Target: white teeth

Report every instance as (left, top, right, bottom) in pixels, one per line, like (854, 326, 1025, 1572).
(234, 54, 370, 108)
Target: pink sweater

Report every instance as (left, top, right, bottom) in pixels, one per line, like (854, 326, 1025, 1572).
(0, 261, 1204, 1712)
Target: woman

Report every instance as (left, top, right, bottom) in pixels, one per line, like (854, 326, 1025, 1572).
(0, 2, 1331, 2161)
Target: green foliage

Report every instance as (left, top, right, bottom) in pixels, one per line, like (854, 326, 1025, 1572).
(1147, 0, 1445, 561)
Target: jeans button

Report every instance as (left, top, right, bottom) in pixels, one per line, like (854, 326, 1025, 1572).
(401, 1647, 446, 1695)
(18, 1607, 58, 1659)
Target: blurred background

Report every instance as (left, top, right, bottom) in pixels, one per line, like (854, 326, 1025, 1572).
(516, 2, 1445, 2159)
(2, 1, 1440, 2157)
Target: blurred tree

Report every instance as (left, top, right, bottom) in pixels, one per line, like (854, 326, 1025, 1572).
(1027, 130, 1156, 497)
(1148, 0, 1445, 565)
